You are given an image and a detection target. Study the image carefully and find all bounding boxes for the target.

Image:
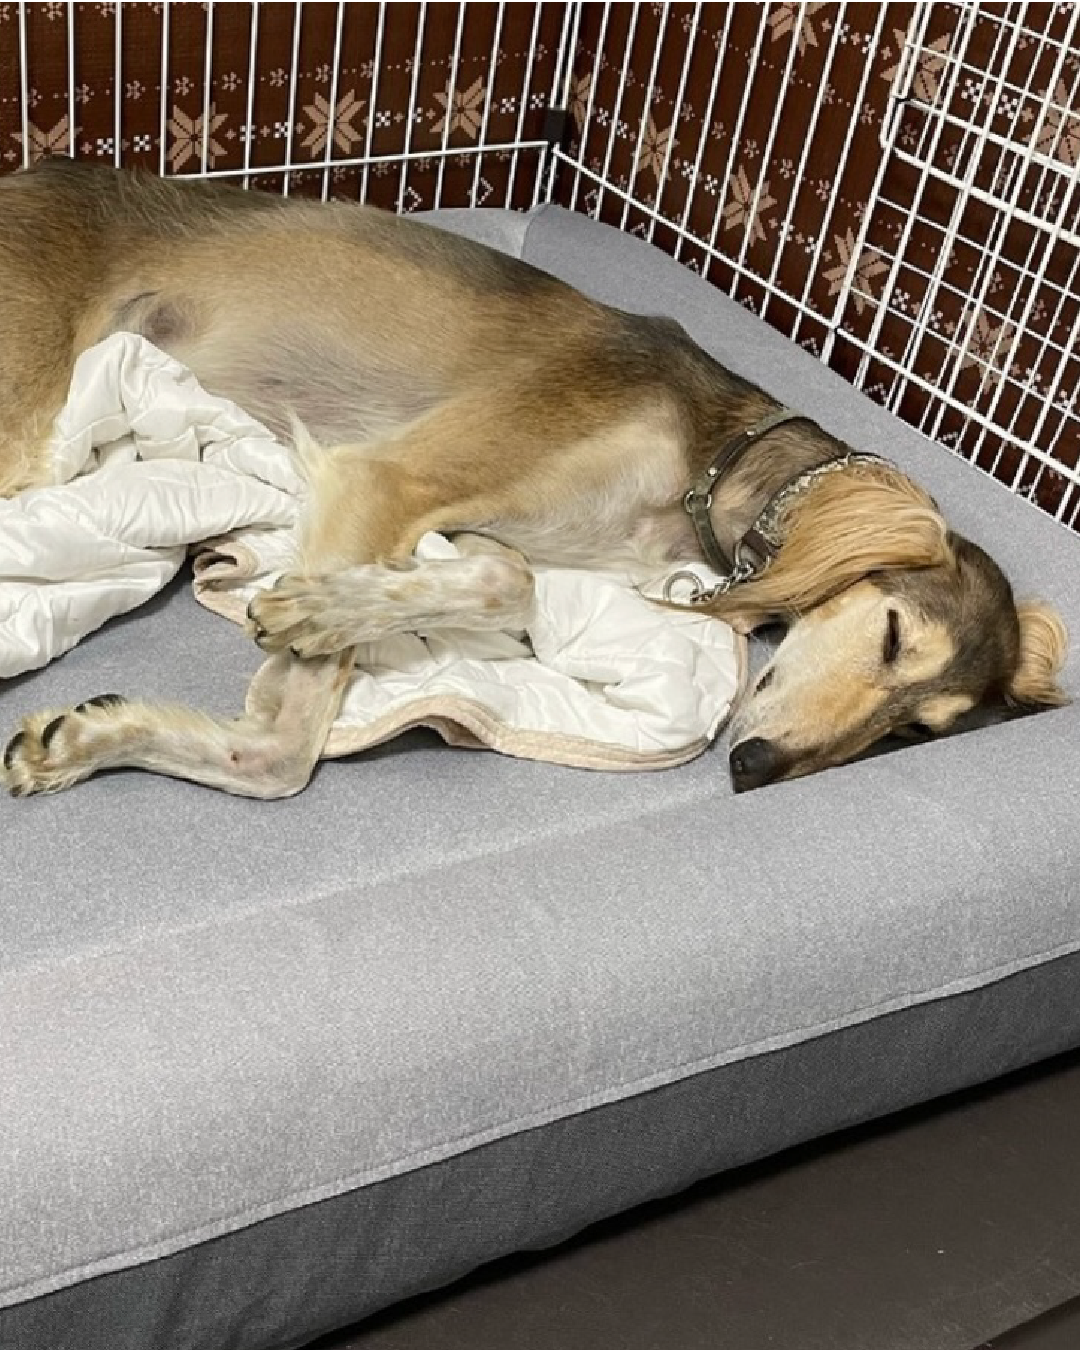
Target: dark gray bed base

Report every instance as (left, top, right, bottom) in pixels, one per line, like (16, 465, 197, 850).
(6, 951, 1078, 1350)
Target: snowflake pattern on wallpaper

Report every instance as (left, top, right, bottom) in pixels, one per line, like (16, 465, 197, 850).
(721, 166, 776, 244)
(767, 2, 831, 55)
(634, 115, 674, 182)
(822, 229, 889, 315)
(13, 68, 508, 169)
(432, 76, 487, 138)
(165, 104, 227, 172)
(301, 90, 365, 157)
(13, 113, 72, 158)
(955, 308, 1020, 387)
(1035, 81, 1080, 166)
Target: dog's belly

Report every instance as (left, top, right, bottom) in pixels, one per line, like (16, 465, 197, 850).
(108, 290, 451, 449)
(198, 347, 440, 449)
(100, 278, 700, 578)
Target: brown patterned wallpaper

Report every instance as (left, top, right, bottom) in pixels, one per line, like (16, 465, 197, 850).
(0, 3, 1075, 528)
(0, 3, 567, 207)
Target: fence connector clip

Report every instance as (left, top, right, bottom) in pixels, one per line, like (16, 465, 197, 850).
(542, 107, 571, 155)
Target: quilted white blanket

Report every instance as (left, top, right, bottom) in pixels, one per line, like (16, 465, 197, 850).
(0, 334, 745, 769)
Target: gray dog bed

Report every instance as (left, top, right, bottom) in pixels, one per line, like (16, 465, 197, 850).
(2, 205, 1078, 1350)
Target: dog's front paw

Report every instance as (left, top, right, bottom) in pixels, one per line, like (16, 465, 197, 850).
(3, 694, 127, 796)
(246, 575, 356, 658)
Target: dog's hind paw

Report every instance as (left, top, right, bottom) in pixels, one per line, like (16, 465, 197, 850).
(2, 694, 127, 796)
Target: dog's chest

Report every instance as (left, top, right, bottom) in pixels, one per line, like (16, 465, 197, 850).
(485, 422, 700, 573)
(491, 504, 698, 573)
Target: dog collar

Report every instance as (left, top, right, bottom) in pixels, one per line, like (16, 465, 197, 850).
(672, 410, 887, 604)
(682, 409, 817, 576)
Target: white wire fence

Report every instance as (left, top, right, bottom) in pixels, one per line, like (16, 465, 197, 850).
(1, 2, 1076, 530)
(848, 1, 1079, 526)
(5, 2, 572, 207)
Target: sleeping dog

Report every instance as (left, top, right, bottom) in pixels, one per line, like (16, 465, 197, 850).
(0, 160, 1068, 796)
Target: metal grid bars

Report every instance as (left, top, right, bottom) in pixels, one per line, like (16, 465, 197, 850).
(553, 4, 902, 351)
(838, 1, 1080, 529)
(1, 2, 573, 211)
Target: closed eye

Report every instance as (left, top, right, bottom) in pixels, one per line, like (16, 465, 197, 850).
(909, 721, 933, 737)
(883, 608, 901, 665)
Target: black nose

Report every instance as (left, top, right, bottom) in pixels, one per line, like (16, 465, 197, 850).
(729, 737, 781, 793)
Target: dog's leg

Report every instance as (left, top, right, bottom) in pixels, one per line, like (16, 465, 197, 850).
(248, 533, 535, 658)
(2, 648, 353, 797)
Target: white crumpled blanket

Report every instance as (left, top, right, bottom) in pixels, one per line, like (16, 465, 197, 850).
(0, 334, 745, 770)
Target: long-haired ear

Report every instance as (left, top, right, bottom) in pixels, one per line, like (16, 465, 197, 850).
(1006, 602, 1069, 707)
(707, 463, 950, 629)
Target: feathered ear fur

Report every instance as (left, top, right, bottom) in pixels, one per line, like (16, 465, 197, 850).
(1006, 601, 1069, 707)
(707, 462, 950, 630)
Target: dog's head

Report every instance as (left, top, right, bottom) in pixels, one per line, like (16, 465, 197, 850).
(710, 464, 1069, 791)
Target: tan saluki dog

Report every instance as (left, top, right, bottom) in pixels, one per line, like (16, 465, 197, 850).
(0, 160, 1069, 796)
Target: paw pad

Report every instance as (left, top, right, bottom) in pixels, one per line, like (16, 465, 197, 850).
(2, 693, 127, 797)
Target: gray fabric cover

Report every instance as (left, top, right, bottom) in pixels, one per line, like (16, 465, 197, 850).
(2, 205, 1078, 1341)
(7, 950, 1080, 1350)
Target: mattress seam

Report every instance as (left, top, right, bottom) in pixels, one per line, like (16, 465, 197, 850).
(2, 768, 738, 980)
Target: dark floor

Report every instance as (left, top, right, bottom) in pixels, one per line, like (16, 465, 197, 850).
(980, 1298, 1080, 1348)
(311, 1049, 1080, 1350)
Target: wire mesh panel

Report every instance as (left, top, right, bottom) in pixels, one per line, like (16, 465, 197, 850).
(0, 1, 572, 209)
(836, 1, 1080, 528)
(554, 5, 911, 353)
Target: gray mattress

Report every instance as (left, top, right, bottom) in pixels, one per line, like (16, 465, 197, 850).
(2, 205, 1079, 1350)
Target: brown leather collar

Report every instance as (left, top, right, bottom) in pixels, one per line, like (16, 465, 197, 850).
(682, 408, 817, 575)
(671, 410, 888, 606)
